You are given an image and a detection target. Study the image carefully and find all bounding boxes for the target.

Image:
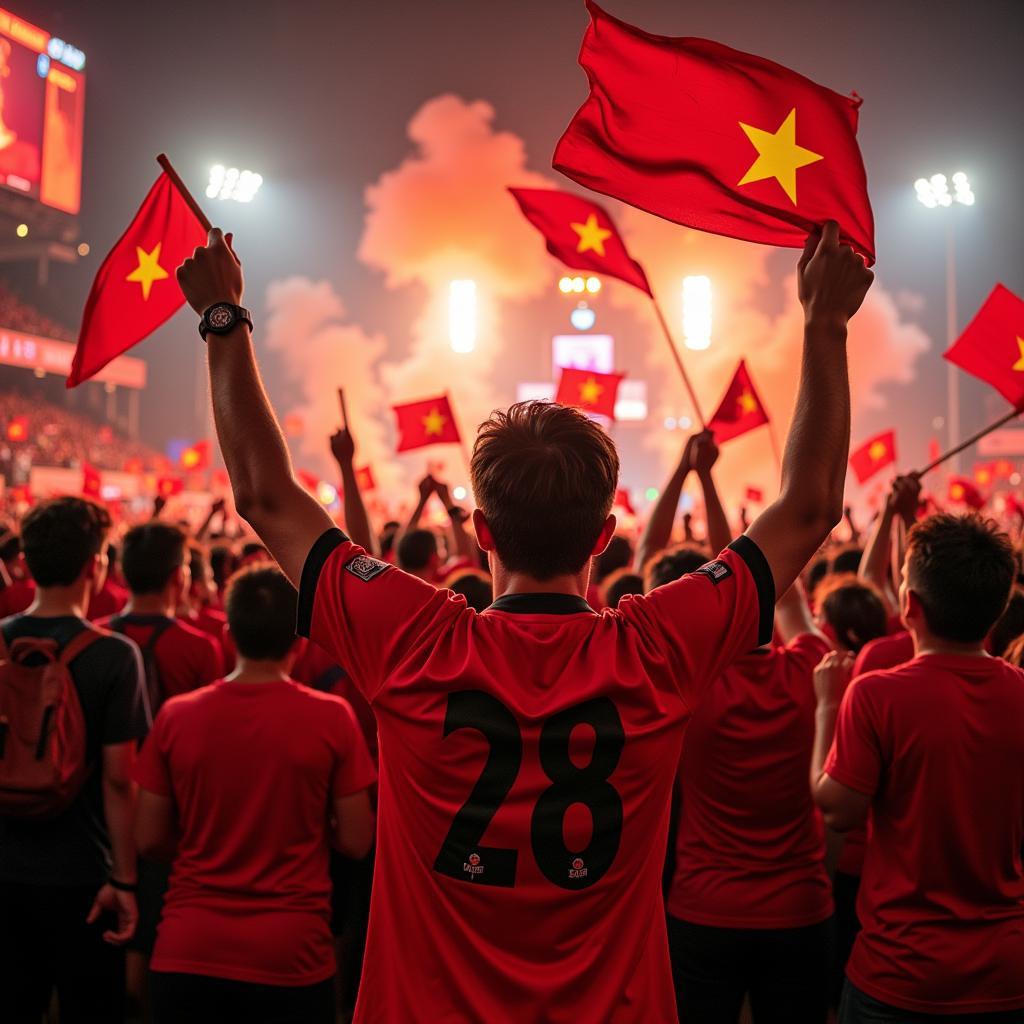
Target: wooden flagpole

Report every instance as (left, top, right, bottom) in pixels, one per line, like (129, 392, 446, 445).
(649, 291, 707, 429)
(157, 154, 212, 232)
(915, 405, 1022, 476)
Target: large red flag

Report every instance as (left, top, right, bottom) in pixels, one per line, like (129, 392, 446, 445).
(553, 2, 874, 262)
(392, 395, 462, 453)
(68, 172, 207, 387)
(944, 284, 1024, 408)
(849, 430, 897, 484)
(555, 366, 624, 420)
(509, 188, 651, 295)
(706, 360, 770, 443)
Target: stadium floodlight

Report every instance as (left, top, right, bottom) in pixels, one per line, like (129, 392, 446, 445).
(915, 171, 974, 209)
(453, 486, 468, 501)
(449, 280, 477, 353)
(558, 276, 573, 293)
(206, 165, 263, 203)
(586, 276, 602, 293)
(682, 276, 712, 351)
(15, 223, 27, 238)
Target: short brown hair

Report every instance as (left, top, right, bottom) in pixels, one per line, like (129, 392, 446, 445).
(471, 401, 619, 580)
(906, 514, 1015, 643)
(815, 574, 887, 653)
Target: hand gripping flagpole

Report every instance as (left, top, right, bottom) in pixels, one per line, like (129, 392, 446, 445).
(648, 292, 707, 430)
(914, 404, 1023, 476)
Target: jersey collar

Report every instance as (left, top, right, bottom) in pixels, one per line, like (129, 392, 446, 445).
(488, 593, 594, 615)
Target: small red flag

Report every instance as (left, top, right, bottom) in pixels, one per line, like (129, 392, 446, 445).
(6, 415, 28, 442)
(944, 284, 1024, 409)
(707, 360, 770, 443)
(993, 458, 1016, 480)
(156, 476, 183, 498)
(82, 463, 101, 498)
(613, 487, 635, 515)
(849, 430, 897, 484)
(68, 172, 207, 387)
(927, 437, 942, 466)
(555, 366, 625, 420)
(392, 395, 461, 453)
(180, 440, 210, 472)
(509, 188, 651, 295)
(355, 466, 376, 492)
(745, 486, 764, 503)
(948, 476, 985, 510)
(553, 2, 875, 262)
(973, 461, 996, 487)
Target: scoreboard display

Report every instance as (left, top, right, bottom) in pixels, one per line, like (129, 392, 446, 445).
(0, 7, 85, 215)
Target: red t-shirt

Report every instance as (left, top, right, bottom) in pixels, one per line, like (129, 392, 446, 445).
(298, 528, 774, 1023)
(668, 632, 833, 929)
(825, 654, 1024, 1014)
(183, 605, 227, 645)
(86, 578, 128, 621)
(134, 679, 376, 985)
(99, 613, 223, 700)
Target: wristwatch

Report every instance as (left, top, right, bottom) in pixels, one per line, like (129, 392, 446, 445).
(199, 302, 253, 341)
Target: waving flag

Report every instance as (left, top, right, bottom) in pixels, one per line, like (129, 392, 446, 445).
(944, 284, 1024, 409)
(948, 476, 985, 510)
(393, 395, 462, 453)
(68, 172, 207, 387)
(82, 463, 101, 498)
(509, 187, 651, 295)
(555, 367, 625, 420)
(707, 360, 770, 443)
(553, 2, 874, 261)
(849, 430, 897, 484)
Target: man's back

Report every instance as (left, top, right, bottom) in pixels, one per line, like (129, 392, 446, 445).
(300, 530, 774, 1022)
(668, 634, 833, 929)
(827, 654, 1024, 1013)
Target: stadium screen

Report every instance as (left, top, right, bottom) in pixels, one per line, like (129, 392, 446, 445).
(0, 7, 85, 214)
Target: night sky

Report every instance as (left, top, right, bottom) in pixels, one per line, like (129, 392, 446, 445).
(10, 0, 1024, 482)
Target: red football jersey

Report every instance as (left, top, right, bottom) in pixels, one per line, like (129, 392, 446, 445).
(299, 529, 774, 1022)
(134, 679, 376, 985)
(100, 613, 223, 699)
(668, 632, 833, 929)
(825, 655, 1024, 1013)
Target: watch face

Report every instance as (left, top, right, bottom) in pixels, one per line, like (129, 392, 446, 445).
(208, 304, 235, 330)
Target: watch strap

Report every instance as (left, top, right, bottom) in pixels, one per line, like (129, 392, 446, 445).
(199, 303, 253, 340)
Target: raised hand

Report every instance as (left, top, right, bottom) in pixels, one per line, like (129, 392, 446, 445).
(176, 228, 244, 315)
(692, 430, 719, 476)
(813, 650, 854, 709)
(889, 473, 923, 525)
(330, 427, 355, 467)
(417, 474, 437, 502)
(798, 220, 874, 328)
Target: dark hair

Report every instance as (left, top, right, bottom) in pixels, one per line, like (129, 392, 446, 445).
(989, 588, 1024, 658)
(209, 543, 236, 590)
(398, 529, 438, 573)
(602, 568, 644, 609)
(806, 556, 830, 597)
(121, 523, 188, 595)
(379, 521, 401, 559)
(816, 574, 887, 654)
(831, 545, 864, 576)
(225, 564, 298, 660)
(0, 531, 21, 564)
(644, 543, 709, 593)
(446, 568, 492, 612)
(21, 497, 110, 587)
(906, 514, 1016, 643)
(594, 535, 633, 584)
(241, 541, 269, 562)
(471, 401, 619, 580)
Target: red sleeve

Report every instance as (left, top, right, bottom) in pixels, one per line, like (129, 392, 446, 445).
(783, 632, 832, 679)
(616, 536, 775, 709)
(297, 529, 467, 703)
(331, 698, 378, 797)
(133, 711, 172, 796)
(824, 675, 883, 796)
(198, 633, 224, 684)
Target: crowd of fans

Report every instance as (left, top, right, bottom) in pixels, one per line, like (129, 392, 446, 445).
(0, 283, 75, 343)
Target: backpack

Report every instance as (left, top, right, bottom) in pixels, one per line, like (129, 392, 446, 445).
(110, 615, 175, 715)
(0, 627, 103, 819)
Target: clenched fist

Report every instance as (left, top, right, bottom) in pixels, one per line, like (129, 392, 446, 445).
(798, 220, 874, 329)
(176, 228, 244, 315)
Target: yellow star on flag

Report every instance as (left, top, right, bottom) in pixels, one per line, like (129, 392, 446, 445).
(422, 407, 447, 436)
(868, 440, 888, 462)
(951, 484, 965, 501)
(579, 376, 604, 405)
(571, 214, 613, 257)
(125, 242, 169, 301)
(1013, 336, 1024, 372)
(736, 390, 758, 415)
(737, 108, 823, 206)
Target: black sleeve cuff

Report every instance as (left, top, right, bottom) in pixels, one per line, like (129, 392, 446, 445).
(728, 535, 776, 648)
(296, 527, 348, 638)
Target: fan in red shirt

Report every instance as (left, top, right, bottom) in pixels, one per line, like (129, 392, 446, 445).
(179, 542, 227, 644)
(177, 220, 872, 1020)
(813, 514, 1024, 1018)
(99, 523, 223, 707)
(646, 429, 836, 1019)
(134, 565, 375, 1022)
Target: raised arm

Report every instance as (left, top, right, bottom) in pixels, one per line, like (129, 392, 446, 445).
(434, 480, 474, 562)
(692, 432, 731, 555)
(860, 474, 920, 613)
(330, 427, 377, 556)
(775, 579, 825, 645)
(176, 229, 333, 587)
(196, 497, 225, 542)
(745, 222, 874, 598)
(634, 435, 696, 570)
